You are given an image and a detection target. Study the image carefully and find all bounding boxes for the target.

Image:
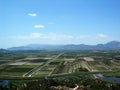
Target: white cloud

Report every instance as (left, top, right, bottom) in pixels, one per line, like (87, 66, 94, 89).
(34, 25, 45, 29)
(30, 33, 74, 40)
(28, 13, 37, 17)
(11, 33, 108, 40)
(12, 33, 89, 40)
(76, 35, 90, 39)
(96, 34, 107, 38)
(47, 33, 74, 40)
(11, 33, 110, 45)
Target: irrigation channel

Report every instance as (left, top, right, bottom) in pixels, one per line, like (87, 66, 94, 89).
(92, 74, 120, 84)
(43, 74, 120, 84)
(1, 74, 120, 87)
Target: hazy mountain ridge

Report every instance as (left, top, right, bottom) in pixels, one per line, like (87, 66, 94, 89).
(7, 41, 120, 50)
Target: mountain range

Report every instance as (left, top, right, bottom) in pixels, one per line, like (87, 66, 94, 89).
(7, 41, 120, 51)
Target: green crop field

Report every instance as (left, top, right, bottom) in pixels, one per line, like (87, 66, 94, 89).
(0, 50, 120, 78)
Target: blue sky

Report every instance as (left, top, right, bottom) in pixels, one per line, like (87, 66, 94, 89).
(0, 0, 120, 48)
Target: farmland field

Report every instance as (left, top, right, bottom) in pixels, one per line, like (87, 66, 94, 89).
(0, 50, 120, 78)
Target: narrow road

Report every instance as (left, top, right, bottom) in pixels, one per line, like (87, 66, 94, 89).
(23, 53, 64, 77)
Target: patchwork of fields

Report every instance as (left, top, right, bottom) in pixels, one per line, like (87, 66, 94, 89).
(0, 50, 120, 78)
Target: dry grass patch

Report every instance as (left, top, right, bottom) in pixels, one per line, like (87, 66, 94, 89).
(83, 57, 94, 61)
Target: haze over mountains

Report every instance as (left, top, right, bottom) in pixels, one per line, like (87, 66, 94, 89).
(6, 41, 120, 51)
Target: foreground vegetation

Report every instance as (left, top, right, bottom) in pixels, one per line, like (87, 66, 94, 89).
(1, 76, 120, 90)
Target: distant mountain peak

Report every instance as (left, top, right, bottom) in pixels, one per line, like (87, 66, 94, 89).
(106, 40, 120, 44)
(7, 41, 120, 51)
(105, 41, 120, 47)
